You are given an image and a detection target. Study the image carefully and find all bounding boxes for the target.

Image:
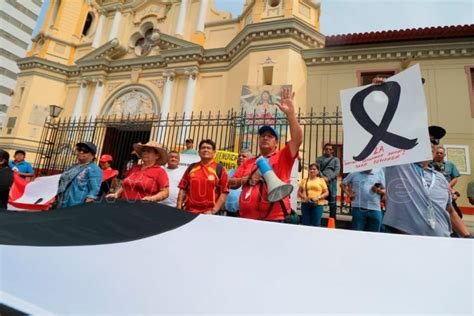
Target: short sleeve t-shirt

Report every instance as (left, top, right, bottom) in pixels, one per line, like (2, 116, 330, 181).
(178, 161, 229, 213)
(234, 145, 296, 221)
(9, 160, 33, 178)
(298, 177, 328, 206)
(383, 163, 452, 237)
(121, 165, 169, 201)
(161, 166, 186, 207)
(342, 168, 385, 211)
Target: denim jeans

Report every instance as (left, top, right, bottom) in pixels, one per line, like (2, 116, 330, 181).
(301, 202, 324, 227)
(328, 179, 337, 219)
(351, 207, 382, 232)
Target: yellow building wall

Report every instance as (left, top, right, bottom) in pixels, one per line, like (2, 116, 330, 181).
(195, 73, 227, 113)
(224, 54, 251, 110)
(1, 75, 68, 158)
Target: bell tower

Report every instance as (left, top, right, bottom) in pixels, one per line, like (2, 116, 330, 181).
(27, 0, 98, 65)
(243, 0, 321, 31)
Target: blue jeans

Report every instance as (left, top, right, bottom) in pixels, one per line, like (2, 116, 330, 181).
(301, 202, 324, 227)
(351, 207, 382, 232)
(328, 179, 337, 218)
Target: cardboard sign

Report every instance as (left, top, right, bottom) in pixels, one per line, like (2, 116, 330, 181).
(215, 150, 238, 170)
(340, 65, 432, 172)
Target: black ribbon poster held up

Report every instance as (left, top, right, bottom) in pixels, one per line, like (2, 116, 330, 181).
(350, 81, 418, 161)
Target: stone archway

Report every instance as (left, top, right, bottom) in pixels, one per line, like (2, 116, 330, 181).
(101, 84, 160, 117)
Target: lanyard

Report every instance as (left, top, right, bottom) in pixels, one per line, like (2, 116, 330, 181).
(415, 164, 437, 229)
(420, 169, 436, 192)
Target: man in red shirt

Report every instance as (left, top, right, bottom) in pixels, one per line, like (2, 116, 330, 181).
(229, 88, 303, 221)
(177, 139, 229, 214)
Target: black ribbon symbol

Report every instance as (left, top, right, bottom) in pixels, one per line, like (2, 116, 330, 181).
(350, 81, 418, 161)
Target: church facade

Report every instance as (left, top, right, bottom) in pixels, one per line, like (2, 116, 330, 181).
(1, 0, 473, 208)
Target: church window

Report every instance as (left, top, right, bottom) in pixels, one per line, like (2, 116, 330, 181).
(466, 66, 474, 117)
(268, 0, 281, 8)
(82, 12, 94, 36)
(262, 66, 274, 85)
(49, 0, 61, 28)
(359, 70, 396, 86)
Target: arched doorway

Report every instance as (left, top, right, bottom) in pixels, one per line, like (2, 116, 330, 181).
(100, 85, 160, 176)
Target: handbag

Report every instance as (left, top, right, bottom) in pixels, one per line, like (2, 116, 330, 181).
(304, 178, 317, 206)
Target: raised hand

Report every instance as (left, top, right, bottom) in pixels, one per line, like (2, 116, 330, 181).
(372, 76, 386, 86)
(275, 88, 296, 116)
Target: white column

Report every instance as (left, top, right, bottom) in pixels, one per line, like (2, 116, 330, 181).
(87, 79, 104, 118)
(175, 0, 188, 37)
(108, 6, 122, 41)
(195, 0, 209, 33)
(156, 72, 175, 143)
(72, 80, 88, 119)
(181, 68, 198, 143)
(161, 72, 175, 116)
(92, 11, 106, 48)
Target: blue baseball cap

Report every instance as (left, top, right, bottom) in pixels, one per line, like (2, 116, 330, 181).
(258, 125, 279, 140)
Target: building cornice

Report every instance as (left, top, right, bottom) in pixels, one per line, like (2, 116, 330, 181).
(17, 57, 77, 75)
(200, 18, 324, 65)
(303, 40, 474, 65)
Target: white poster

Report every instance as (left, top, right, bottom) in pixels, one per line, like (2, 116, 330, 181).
(178, 153, 201, 166)
(340, 64, 432, 172)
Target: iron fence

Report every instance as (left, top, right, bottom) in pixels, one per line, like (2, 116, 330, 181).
(34, 108, 349, 213)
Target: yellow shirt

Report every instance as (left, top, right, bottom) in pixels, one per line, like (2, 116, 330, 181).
(299, 177, 328, 205)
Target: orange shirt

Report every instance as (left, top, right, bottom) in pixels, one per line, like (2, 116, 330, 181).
(178, 161, 229, 214)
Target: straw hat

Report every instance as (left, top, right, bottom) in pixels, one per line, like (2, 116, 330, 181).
(132, 141, 168, 165)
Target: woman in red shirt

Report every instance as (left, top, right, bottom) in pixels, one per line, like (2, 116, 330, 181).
(107, 141, 169, 202)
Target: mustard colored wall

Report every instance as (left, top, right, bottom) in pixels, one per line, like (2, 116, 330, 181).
(1, 75, 68, 159)
(195, 73, 228, 113)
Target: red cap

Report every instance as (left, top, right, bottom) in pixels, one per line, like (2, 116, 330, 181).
(99, 154, 113, 162)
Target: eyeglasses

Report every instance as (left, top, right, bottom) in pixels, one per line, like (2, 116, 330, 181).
(76, 147, 91, 153)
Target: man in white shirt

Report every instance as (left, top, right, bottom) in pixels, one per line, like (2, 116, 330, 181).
(160, 151, 185, 208)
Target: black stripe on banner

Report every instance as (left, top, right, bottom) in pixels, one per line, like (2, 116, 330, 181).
(0, 200, 199, 247)
(0, 303, 28, 316)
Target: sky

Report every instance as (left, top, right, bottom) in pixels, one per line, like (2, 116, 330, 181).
(214, 0, 474, 35)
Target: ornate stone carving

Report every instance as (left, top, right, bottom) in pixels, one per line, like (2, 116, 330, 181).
(149, 79, 164, 89)
(130, 29, 160, 57)
(108, 90, 154, 116)
(133, 4, 168, 25)
(106, 82, 123, 95)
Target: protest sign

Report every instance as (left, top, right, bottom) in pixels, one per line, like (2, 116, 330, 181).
(215, 150, 238, 170)
(340, 64, 432, 172)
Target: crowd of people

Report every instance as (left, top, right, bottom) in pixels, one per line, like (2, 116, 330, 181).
(0, 86, 473, 238)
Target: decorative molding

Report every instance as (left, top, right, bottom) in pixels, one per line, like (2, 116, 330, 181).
(184, 67, 199, 80)
(162, 71, 176, 81)
(105, 82, 124, 95)
(303, 41, 474, 65)
(148, 79, 164, 89)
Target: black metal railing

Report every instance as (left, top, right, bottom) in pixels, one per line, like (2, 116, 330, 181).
(34, 108, 349, 213)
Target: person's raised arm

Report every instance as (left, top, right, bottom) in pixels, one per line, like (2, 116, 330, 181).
(276, 88, 303, 157)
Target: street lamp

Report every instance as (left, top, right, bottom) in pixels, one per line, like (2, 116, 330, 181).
(49, 104, 63, 118)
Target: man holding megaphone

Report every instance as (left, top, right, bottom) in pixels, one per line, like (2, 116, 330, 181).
(229, 88, 303, 222)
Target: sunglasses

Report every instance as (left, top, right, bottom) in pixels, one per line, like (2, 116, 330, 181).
(76, 147, 91, 153)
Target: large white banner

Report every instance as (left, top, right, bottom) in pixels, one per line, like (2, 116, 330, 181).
(340, 65, 432, 172)
(1, 214, 472, 314)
